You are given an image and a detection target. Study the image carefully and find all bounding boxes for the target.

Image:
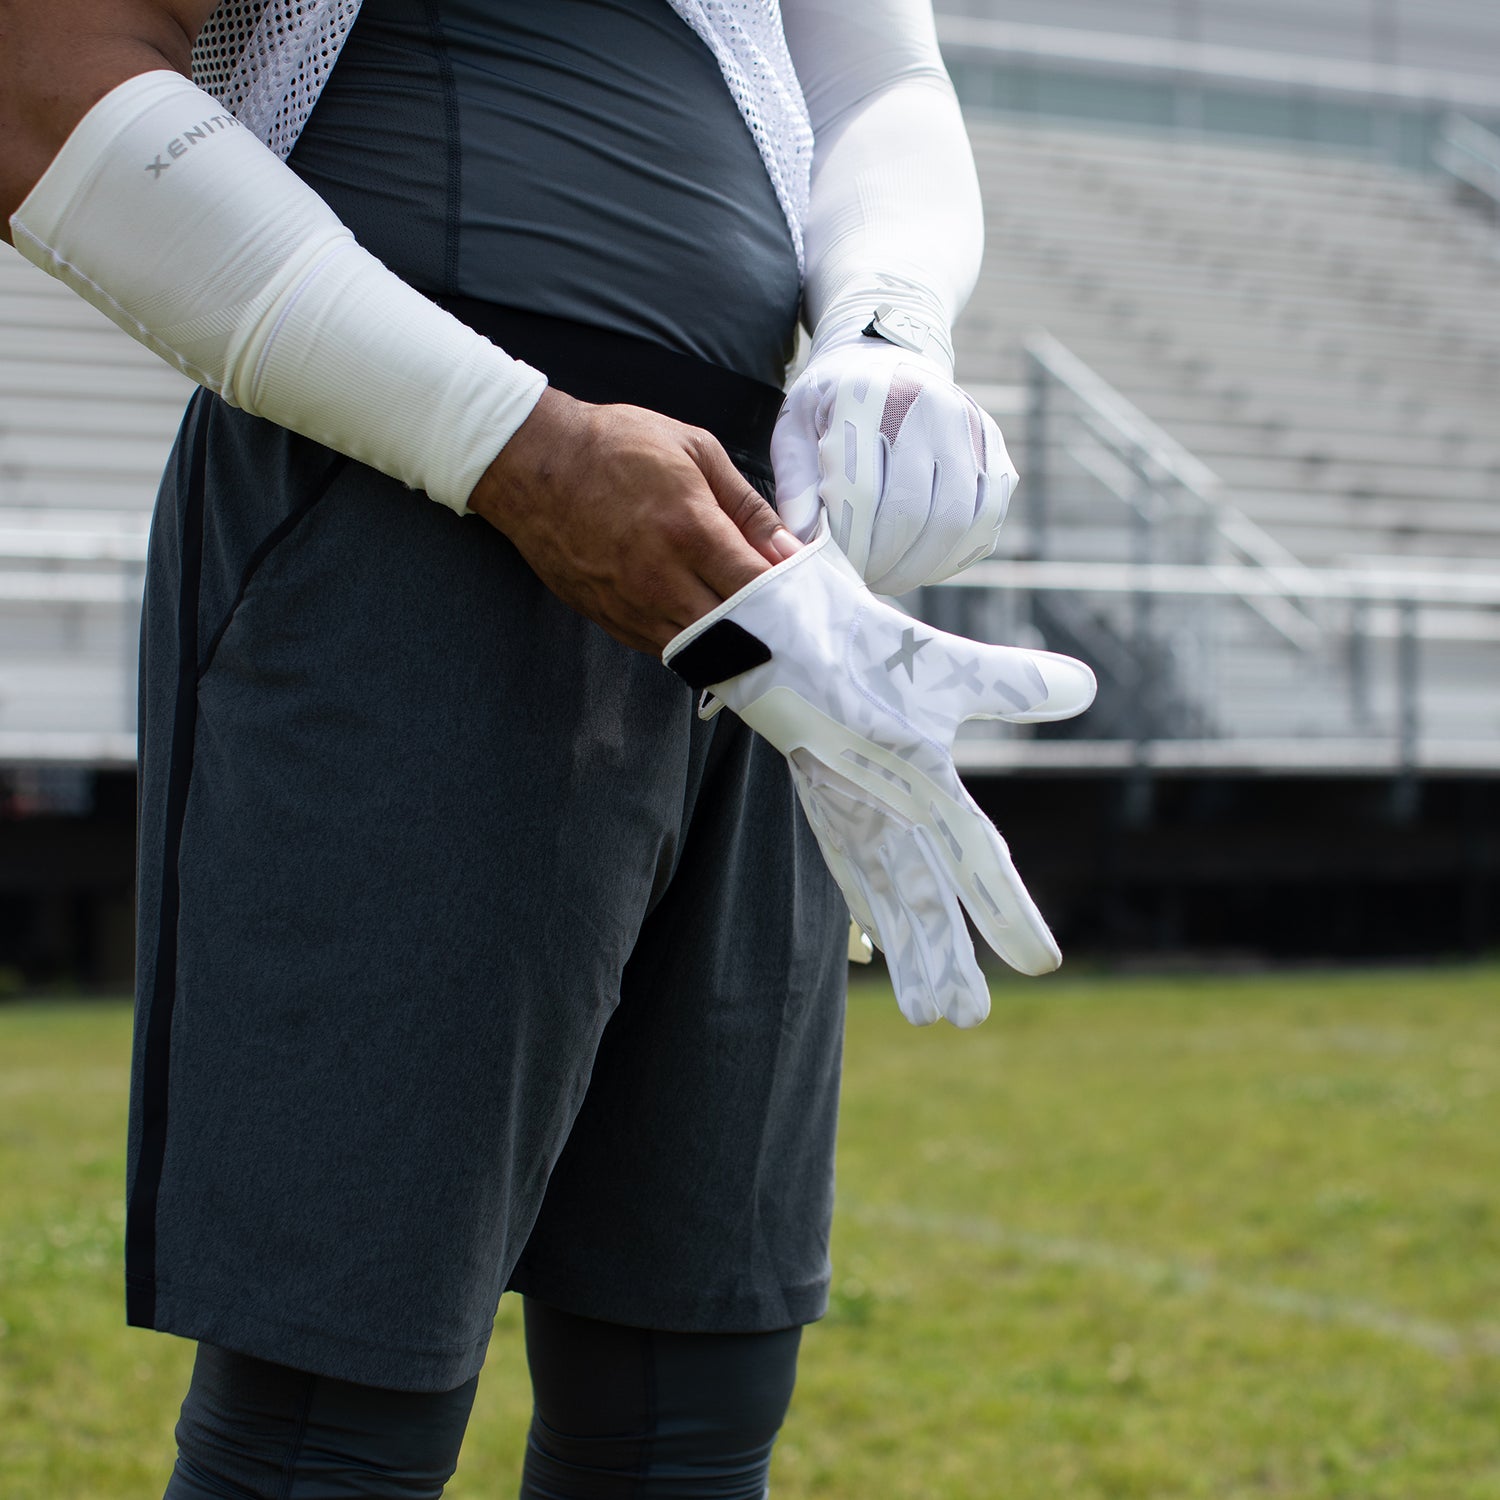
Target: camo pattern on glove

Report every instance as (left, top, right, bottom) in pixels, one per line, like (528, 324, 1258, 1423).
(772, 343, 1017, 596)
(664, 526, 1095, 1028)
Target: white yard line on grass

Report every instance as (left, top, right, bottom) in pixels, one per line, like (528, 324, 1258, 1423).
(0, 1066, 122, 1098)
(847, 1201, 1500, 1360)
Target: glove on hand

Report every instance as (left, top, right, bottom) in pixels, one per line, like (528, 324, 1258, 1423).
(771, 339, 1018, 596)
(663, 525, 1095, 1028)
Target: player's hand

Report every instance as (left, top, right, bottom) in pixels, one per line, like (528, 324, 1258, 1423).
(467, 388, 800, 654)
(771, 341, 1017, 596)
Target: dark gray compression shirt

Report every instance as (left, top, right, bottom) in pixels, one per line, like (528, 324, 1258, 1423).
(288, 0, 802, 387)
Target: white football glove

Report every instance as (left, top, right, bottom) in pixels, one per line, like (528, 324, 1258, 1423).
(772, 323, 1017, 596)
(663, 524, 1095, 1028)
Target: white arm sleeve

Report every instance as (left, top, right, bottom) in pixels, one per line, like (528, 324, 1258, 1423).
(8, 69, 546, 513)
(781, 0, 983, 373)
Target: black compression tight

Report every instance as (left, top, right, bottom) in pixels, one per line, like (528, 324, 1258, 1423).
(162, 1304, 801, 1499)
(162, 1344, 479, 1499)
(519, 1301, 801, 1499)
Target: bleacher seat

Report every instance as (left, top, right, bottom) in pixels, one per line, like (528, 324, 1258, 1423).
(0, 241, 189, 763)
(959, 119, 1500, 566)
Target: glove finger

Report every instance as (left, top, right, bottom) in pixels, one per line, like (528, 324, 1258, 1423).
(776, 481, 822, 543)
(861, 858, 943, 1027)
(816, 825, 884, 953)
(973, 404, 1018, 539)
(906, 826, 993, 1028)
(868, 394, 1002, 593)
(788, 752, 885, 948)
(770, 383, 826, 542)
(921, 407, 1017, 585)
(802, 655, 1065, 979)
(908, 623, 1094, 732)
(924, 784, 1063, 977)
(863, 432, 943, 594)
(844, 858, 891, 971)
(961, 642, 1097, 725)
(836, 819, 939, 1024)
(873, 827, 990, 1027)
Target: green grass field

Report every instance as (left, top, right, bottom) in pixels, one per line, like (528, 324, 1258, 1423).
(3, 967, 1499, 1498)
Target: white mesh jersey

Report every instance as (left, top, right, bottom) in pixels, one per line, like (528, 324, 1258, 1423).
(190, 0, 814, 271)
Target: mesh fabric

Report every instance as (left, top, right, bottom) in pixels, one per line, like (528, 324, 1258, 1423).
(664, 1, 813, 272)
(191, 1, 362, 162)
(190, 0, 812, 270)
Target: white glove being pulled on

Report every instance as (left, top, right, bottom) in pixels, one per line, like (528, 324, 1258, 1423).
(771, 333, 1018, 596)
(663, 525, 1095, 1028)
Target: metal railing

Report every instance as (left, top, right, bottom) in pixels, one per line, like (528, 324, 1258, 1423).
(0, 513, 147, 765)
(1022, 332, 1323, 649)
(941, 558, 1500, 769)
(1434, 113, 1500, 225)
(3, 335, 1499, 778)
(929, 334, 1500, 778)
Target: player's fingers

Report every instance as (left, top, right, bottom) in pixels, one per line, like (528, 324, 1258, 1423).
(637, 576, 728, 651)
(693, 431, 802, 579)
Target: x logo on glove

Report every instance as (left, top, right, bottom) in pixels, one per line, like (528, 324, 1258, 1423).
(664, 525, 1096, 1028)
(884, 627, 929, 680)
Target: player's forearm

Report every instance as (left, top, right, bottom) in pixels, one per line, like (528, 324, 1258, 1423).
(783, 0, 985, 371)
(800, 72, 983, 368)
(6, 66, 546, 511)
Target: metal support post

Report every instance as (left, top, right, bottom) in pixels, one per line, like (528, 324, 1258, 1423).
(1124, 452, 1158, 825)
(123, 560, 147, 741)
(1347, 599, 1372, 734)
(1024, 349, 1049, 560)
(1390, 598, 1421, 822)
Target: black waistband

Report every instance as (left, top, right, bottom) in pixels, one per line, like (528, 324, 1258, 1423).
(437, 296, 785, 483)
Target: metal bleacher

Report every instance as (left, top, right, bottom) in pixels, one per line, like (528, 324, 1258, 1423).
(2, 24, 1499, 784)
(936, 115, 1500, 776)
(0, 241, 190, 767)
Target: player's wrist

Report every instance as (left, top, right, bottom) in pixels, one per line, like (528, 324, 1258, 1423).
(466, 386, 593, 531)
(806, 272, 956, 377)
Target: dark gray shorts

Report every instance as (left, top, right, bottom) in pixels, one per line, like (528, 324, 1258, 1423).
(126, 333, 847, 1393)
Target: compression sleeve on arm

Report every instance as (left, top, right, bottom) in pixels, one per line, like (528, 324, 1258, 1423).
(8, 69, 546, 513)
(781, 0, 983, 374)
